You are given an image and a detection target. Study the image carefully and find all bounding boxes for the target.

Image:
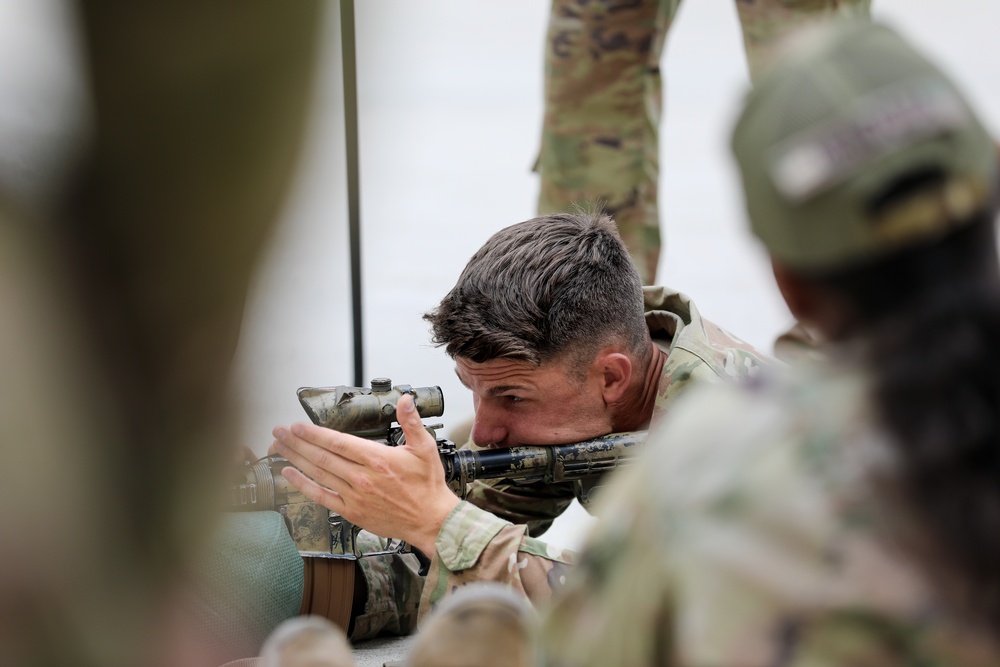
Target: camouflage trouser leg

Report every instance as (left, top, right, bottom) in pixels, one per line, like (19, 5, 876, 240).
(536, 0, 872, 285)
(736, 0, 873, 81)
(536, 0, 682, 285)
(350, 534, 425, 641)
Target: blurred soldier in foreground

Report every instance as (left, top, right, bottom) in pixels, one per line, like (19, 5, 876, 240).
(542, 19, 1000, 666)
(537, 0, 871, 284)
(0, 3, 322, 665)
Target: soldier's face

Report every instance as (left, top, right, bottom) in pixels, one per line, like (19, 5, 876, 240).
(455, 356, 612, 448)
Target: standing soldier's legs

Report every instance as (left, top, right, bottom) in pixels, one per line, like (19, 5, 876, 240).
(537, 0, 683, 285)
(735, 0, 872, 81)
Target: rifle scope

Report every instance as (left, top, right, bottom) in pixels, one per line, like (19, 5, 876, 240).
(297, 378, 444, 439)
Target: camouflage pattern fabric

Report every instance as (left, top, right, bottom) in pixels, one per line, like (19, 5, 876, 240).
(0, 3, 323, 664)
(536, 0, 871, 284)
(350, 533, 425, 641)
(416, 286, 773, 621)
(772, 320, 828, 365)
(737, 0, 873, 78)
(541, 364, 1000, 666)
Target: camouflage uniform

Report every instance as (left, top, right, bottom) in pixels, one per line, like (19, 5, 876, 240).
(351, 536, 425, 640)
(0, 4, 323, 664)
(416, 286, 771, 619)
(541, 362, 1000, 666)
(536, 0, 872, 283)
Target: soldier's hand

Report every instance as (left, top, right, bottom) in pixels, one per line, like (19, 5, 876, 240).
(270, 394, 461, 556)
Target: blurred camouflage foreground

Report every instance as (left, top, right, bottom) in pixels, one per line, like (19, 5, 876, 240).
(0, 2, 323, 665)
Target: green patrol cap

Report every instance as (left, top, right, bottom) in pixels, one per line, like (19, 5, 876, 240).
(731, 20, 998, 271)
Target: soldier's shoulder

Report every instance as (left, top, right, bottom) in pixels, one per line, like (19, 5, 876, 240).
(642, 366, 871, 510)
(644, 286, 776, 384)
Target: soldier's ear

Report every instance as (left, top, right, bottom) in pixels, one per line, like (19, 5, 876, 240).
(593, 350, 632, 403)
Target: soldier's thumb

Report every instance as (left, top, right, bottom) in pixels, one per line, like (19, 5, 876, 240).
(398, 394, 434, 455)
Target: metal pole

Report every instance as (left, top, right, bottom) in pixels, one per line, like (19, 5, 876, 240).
(341, 0, 364, 387)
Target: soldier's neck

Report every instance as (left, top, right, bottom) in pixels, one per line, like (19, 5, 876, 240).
(613, 341, 665, 432)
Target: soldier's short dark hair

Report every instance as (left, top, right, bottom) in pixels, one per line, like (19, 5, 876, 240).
(424, 212, 649, 371)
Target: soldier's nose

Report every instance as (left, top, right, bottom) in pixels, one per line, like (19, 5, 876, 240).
(471, 414, 507, 448)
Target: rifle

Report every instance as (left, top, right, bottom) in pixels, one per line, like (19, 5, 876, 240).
(228, 378, 645, 559)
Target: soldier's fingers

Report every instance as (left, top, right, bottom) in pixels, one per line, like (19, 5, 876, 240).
(271, 424, 360, 493)
(290, 421, 381, 467)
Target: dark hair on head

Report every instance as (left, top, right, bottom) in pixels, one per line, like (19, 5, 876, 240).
(806, 205, 1000, 628)
(423, 211, 649, 373)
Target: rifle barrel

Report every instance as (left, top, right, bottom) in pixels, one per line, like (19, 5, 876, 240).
(441, 431, 646, 486)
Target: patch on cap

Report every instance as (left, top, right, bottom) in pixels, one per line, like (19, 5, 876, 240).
(770, 78, 970, 201)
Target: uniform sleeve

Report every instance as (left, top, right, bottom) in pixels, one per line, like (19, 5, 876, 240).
(417, 501, 577, 620)
(465, 478, 576, 537)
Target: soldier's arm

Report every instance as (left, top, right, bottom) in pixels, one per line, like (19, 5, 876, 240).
(419, 501, 577, 619)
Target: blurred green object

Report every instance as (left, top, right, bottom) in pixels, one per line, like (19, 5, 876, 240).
(0, 2, 324, 665)
(190, 512, 305, 664)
